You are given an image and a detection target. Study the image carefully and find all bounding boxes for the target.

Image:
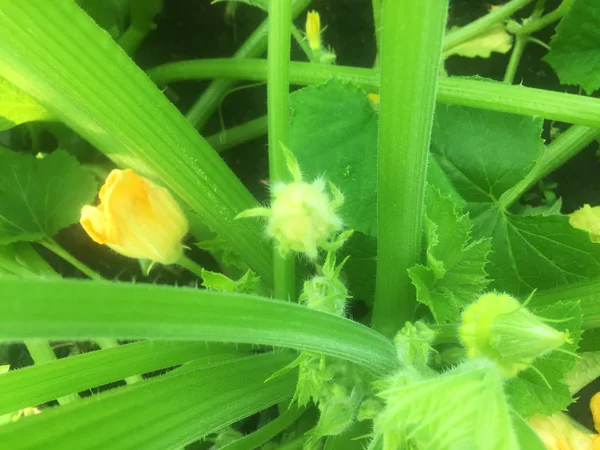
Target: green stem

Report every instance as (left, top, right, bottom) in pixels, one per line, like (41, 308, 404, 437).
(516, 0, 574, 35)
(118, 27, 147, 55)
(220, 406, 306, 450)
(185, 0, 312, 130)
(499, 125, 599, 209)
(24, 340, 80, 405)
(177, 254, 205, 279)
(95, 339, 143, 384)
(206, 115, 268, 153)
(291, 25, 314, 62)
(148, 59, 600, 128)
(503, 34, 528, 84)
(443, 0, 534, 52)
(531, 278, 600, 330)
(372, 0, 382, 55)
(268, 0, 296, 301)
(40, 238, 104, 281)
(371, 1, 448, 338)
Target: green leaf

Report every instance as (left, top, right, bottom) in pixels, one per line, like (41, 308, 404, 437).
(0, 150, 96, 244)
(290, 80, 378, 236)
(0, 77, 51, 132)
(408, 187, 491, 323)
(196, 236, 249, 272)
(290, 80, 465, 240)
(511, 411, 547, 450)
(0, 352, 296, 450)
(339, 232, 377, 305)
(564, 351, 600, 394)
(0, 341, 239, 416)
(201, 268, 261, 294)
(505, 301, 581, 418)
(432, 105, 600, 296)
(0, 278, 398, 376)
(544, 0, 600, 94)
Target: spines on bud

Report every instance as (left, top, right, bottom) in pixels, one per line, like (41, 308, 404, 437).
(460, 292, 571, 377)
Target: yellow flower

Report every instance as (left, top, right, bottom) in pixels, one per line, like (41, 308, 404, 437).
(80, 169, 188, 264)
(569, 204, 600, 242)
(306, 11, 322, 51)
(529, 393, 600, 450)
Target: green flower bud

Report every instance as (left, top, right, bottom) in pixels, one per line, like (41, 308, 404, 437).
(460, 292, 571, 377)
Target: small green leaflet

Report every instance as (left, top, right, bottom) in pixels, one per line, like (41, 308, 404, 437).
(505, 301, 581, 418)
(563, 350, 600, 394)
(0, 150, 96, 244)
(201, 268, 260, 294)
(431, 104, 600, 297)
(544, 0, 600, 94)
(408, 188, 491, 324)
(0, 77, 51, 132)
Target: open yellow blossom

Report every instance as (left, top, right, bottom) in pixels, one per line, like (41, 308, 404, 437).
(529, 393, 600, 450)
(80, 169, 188, 264)
(306, 11, 322, 51)
(570, 204, 600, 242)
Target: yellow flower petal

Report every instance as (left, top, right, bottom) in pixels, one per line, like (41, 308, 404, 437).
(529, 413, 595, 450)
(80, 169, 188, 264)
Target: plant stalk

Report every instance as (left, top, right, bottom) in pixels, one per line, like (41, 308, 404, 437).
(185, 0, 312, 130)
(148, 59, 600, 129)
(499, 125, 599, 209)
(267, 0, 296, 301)
(443, 0, 534, 52)
(371, 0, 448, 338)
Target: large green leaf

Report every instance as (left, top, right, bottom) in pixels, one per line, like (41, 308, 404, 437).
(0, 0, 271, 282)
(0, 352, 296, 450)
(408, 187, 491, 323)
(431, 105, 600, 296)
(0, 278, 398, 376)
(544, 0, 600, 94)
(0, 150, 96, 244)
(0, 341, 240, 415)
(0, 77, 51, 131)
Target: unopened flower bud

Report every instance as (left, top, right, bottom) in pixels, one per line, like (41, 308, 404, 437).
(460, 292, 570, 377)
(80, 169, 188, 264)
(306, 11, 322, 51)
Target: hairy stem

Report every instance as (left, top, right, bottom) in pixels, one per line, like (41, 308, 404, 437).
(148, 59, 600, 128)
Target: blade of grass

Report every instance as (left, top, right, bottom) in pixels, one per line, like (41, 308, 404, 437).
(0, 278, 398, 376)
(148, 59, 600, 129)
(0, 353, 296, 450)
(0, 341, 240, 416)
(267, 0, 295, 300)
(0, 1, 272, 283)
(371, 1, 448, 337)
(186, 0, 312, 129)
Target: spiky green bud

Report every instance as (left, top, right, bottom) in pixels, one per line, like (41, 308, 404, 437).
(460, 292, 571, 377)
